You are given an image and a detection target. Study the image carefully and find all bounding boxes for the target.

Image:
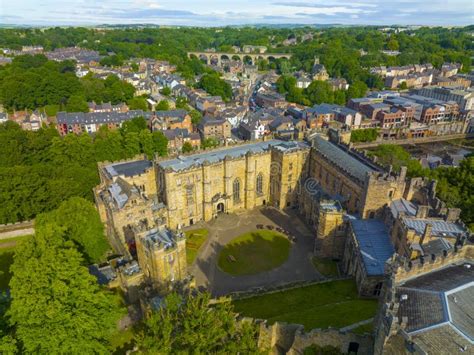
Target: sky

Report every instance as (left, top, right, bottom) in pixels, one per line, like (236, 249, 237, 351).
(1, 0, 473, 27)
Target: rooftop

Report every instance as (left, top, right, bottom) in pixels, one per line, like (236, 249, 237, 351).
(105, 159, 153, 178)
(396, 262, 474, 348)
(312, 135, 378, 182)
(158, 140, 309, 172)
(402, 217, 467, 238)
(351, 219, 394, 276)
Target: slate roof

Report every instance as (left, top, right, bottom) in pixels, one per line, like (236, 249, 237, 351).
(402, 217, 467, 238)
(390, 199, 417, 218)
(142, 227, 181, 251)
(396, 287, 446, 332)
(395, 262, 474, 348)
(155, 109, 188, 120)
(158, 140, 309, 172)
(351, 219, 394, 276)
(403, 263, 474, 292)
(105, 159, 152, 178)
(57, 110, 151, 125)
(313, 135, 377, 182)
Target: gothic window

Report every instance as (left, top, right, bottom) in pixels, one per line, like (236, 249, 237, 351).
(233, 178, 240, 203)
(256, 173, 263, 194)
(186, 185, 194, 205)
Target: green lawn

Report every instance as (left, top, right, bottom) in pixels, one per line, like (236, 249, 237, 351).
(312, 257, 339, 278)
(233, 279, 378, 330)
(185, 229, 209, 265)
(110, 328, 135, 354)
(218, 230, 291, 275)
(0, 234, 32, 245)
(352, 322, 374, 335)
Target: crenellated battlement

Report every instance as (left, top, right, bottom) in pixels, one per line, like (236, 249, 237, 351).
(386, 244, 473, 284)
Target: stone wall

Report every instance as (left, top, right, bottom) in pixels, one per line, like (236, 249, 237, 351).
(353, 132, 473, 149)
(0, 220, 35, 240)
(258, 321, 374, 355)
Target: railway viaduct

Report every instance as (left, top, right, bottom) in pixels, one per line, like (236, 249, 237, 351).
(187, 51, 292, 66)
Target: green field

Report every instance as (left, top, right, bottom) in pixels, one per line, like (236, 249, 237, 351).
(218, 230, 291, 275)
(185, 229, 209, 265)
(312, 257, 339, 278)
(233, 279, 378, 330)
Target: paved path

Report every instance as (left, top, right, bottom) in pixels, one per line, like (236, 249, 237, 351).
(188, 207, 323, 297)
(340, 318, 374, 332)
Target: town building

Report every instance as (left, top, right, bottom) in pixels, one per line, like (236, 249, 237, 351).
(197, 117, 232, 141)
(149, 110, 192, 133)
(56, 110, 152, 135)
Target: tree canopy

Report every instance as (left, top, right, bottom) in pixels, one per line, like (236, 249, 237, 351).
(6, 219, 124, 353)
(0, 119, 167, 224)
(0, 55, 135, 111)
(197, 73, 232, 102)
(136, 292, 258, 354)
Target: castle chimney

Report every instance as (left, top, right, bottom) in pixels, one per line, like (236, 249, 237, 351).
(445, 208, 461, 222)
(419, 223, 432, 246)
(416, 206, 430, 218)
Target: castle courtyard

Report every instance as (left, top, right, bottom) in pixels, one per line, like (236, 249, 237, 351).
(186, 207, 323, 296)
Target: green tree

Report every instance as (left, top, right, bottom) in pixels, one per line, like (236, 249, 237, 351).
(347, 80, 368, 100)
(175, 96, 188, 109)
(197, 73, 232, 102)
(120, 116, 148, 135)
(201, 137, 219, 150)
(160, 87, 171, 96)
(399, 81, 408, 90)
(156, 100, 170, 111)
(127, 97, 148, 111)
(36, 197, 110, 263)
(8, 222, 124, 353)
(66, 94, 89, 113)
(136, 292, 258, 354)
(190, 110, 202, 125)
(152, 131, 168, 157)
(305, 80, 334, 105)
(182, 142, 193, 153)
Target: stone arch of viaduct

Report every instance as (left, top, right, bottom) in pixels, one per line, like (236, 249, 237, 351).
(187, 51, 292, 66)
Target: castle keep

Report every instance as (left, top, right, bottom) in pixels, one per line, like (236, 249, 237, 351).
(94, 136, 414, 289)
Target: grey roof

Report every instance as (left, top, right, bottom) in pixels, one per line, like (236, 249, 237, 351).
(402, 217, 467, 238)
(313, 135, 377, 182)
(396, 287, 446, 332)
(448, 286, 474, 341)
(57, 110, 151, 125)
(396, 262, 474, 345)
(390, 199, 417, 218)
(105, 159, 152, 178)
(158, 140, 309, 172)
(420, 238, 453, 256)
(307, 103, 334, 115)
(163, 128, 190, 140)
(143, 227, 180, 251)
(351, 219, 394, 276)
(155, 109, 188, 120)
(402, 263, 474, 292)
(108, 182, 129, 209)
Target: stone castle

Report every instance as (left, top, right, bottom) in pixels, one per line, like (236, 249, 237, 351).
(94, 135, 410, 289)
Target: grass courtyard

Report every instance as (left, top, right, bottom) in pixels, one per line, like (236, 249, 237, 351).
(232, 279, 378, 330)
(217, 230, 291, 275)
(312, 257, 339, 278)
(185, 229, 209, 265)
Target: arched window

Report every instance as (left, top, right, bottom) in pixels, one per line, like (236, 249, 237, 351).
(233, 178, 240, 203)
(256, 173, 263, 195)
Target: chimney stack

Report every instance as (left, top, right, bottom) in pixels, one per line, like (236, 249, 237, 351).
(420, 223, 432, 246)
